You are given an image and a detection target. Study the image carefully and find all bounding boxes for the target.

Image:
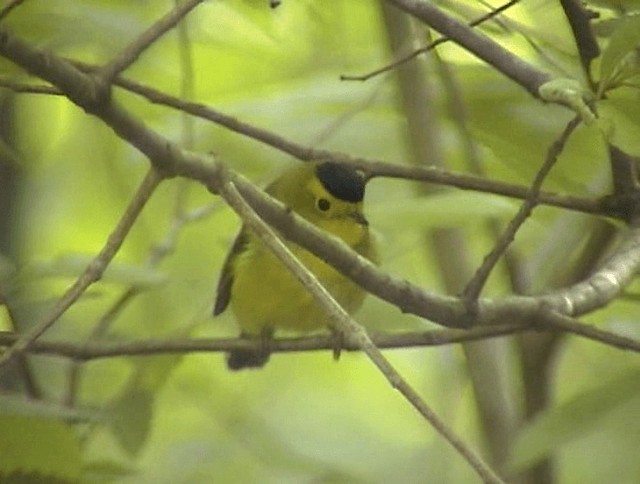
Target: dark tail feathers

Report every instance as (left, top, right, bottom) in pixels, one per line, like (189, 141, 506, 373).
(227, 349, 270, 370)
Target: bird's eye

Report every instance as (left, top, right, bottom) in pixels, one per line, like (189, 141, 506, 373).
(316, 198, 331, 212)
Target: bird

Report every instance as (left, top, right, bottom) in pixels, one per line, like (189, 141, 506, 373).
(213, 161, 378, 370)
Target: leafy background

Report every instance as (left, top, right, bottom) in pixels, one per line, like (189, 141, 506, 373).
(1, 0, 640, 483)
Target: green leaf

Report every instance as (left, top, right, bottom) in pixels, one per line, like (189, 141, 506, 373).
(509, 369, 640, 471)
(108, 386, 154, 456)
(0, 414, 81, 482)
(599, 14, 640, 89)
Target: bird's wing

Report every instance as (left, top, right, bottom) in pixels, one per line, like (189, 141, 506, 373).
(213, 174, 286, 316)
(213, 228, 249, 316)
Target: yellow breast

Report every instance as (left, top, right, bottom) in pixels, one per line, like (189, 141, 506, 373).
(229, 231, 371, 335)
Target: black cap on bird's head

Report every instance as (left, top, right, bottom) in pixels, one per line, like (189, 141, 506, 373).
(315, 162, 365, 203)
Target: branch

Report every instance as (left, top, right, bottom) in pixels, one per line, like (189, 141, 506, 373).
(0, 77, 59, 94)
(98, 0, 204, 84)
(0, 168, 162, 369)
(559, 0, 599, 86)
(216, 172, 504, 484)
(0, 70, 611, 218)
(0, 0, 27, 21)
(384, 0, 552, 98)
(342, 0, 521, 82)
(538, 310, 640, 352)
(608, 144, 640, 220)
(541, 223, 640, 317)
(1, 26, 638, 350)
(1, 316, 637, 359)
(463, 116, 581, 300)
(104, 74, 612, 217)
(0, 326, 523, 358)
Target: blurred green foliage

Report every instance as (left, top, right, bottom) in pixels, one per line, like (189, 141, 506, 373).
(1, 1, 640, 483)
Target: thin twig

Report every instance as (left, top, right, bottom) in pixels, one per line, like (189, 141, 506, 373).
(0, 168, 163, 370)
(63, 200, 222, 407)
(538, 309, 640, 352)
(105, 74, 611, 217)
(63, 8, 211, 403)
(0, 68, 610, 218)
(63, 288, 139, 407)
(0, 77, 60, 94)
(385, 0, 552, 97)
(0, 0, 27, 21)
(342, 0, 520, 82)
(217, 175, 504, 484)
(2, 316, 638, 357)
(98, 0, 204, 84)
(1, 26, 639, 340)
(0, 326, 527, 359)
(463, 116, 582, 301)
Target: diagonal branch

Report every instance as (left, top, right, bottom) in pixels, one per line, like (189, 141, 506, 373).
(98, 0, 205, 84)
(0, 74, 612, 217)
(217, 173, 504, 484)
(1, 26, 638, 349)
(342, 0, 521, 82)
(538, 309, 640, 352)
(463, 116, 582, 301)
(384, 0, 552, 97)
(0, 0, 27, 21)
(0, 168, 162, 369)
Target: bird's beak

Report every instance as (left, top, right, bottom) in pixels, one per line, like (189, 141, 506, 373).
(349, 211, 369, 226)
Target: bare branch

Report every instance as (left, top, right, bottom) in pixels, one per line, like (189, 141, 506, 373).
(342, 0, 521, 82)
(559, 0, 599, 85)
(0, 77, 60, 95)
(0, 37, 102, 109)
(2, 56, 608, 218)
(0, 0, 27, 21)
(1, 25, 638, 350)
(0, 168, 162, 369)
(384, 0, 552, 98)
(216, 174, 504, 484)
(98, 0, 204, 84)
(2, 315, 636, 360)
(539, 309, 640, 352)
(463, 116, 582, 300)
(359, 160, 609, 216)
(100, 70, 612, 217)
(0, 326, 524, 358)
(608, 144, 640, 216)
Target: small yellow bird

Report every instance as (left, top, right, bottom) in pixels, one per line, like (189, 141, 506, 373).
(214, 161, 378, 370)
